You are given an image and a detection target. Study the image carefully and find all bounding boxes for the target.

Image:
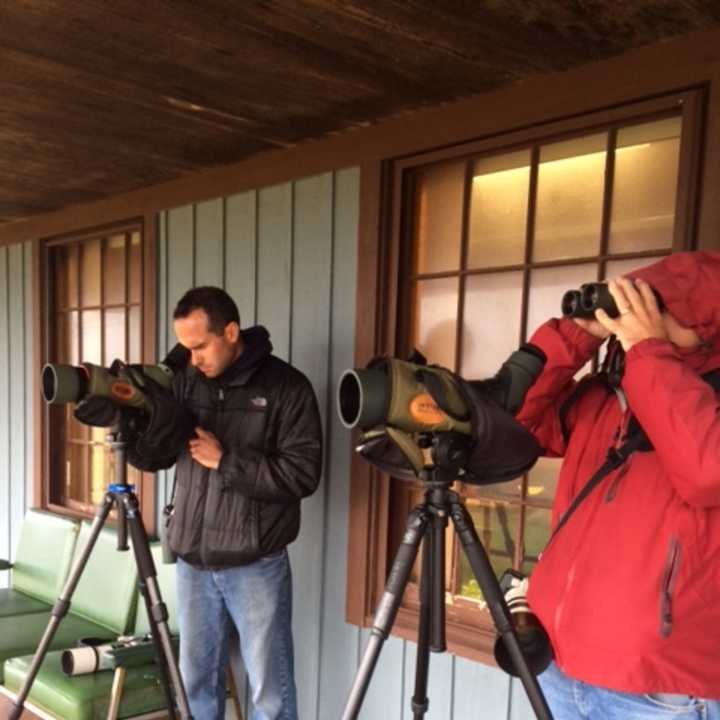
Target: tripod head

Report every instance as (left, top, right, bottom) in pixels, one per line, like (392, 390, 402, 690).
(417, 431, 471, 481)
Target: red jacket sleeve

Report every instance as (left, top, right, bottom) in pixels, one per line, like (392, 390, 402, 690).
(622, 339, 720, 508)
(514, 318, 603, 456)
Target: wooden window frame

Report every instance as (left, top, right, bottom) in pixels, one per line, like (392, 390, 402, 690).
(346, 88, 705, 663)
(33, 216, 158, 533)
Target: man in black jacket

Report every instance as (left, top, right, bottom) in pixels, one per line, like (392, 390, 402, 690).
(138, 286, 322, 720)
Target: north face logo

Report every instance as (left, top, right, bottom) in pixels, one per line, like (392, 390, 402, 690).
(251, 397, 267, 408)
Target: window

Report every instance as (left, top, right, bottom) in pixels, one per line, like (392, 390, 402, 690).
(42, 224, 153, 521)
(347, 90, 703, 661)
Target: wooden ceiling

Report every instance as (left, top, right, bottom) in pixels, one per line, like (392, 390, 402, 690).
(1, 0, 719, 225)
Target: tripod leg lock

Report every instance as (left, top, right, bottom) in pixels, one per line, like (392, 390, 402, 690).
(411, 697, 429, 715)
(52, 599, 71, 619)
(151, 602, 169, 625)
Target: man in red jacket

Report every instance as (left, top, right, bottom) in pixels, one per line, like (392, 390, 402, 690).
(515, 252, 720, 719)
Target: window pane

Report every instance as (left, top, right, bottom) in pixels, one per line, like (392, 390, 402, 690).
(81, 310, 102, 364)
(468, 151, 530, 268)
(413, 162, 464, 274)
(55, 311, 80, 365)
(128, 464, 142, 490)
(464, 478, 523, 505)
(50, 227, 145, 517)
(89, 444, 112, 505)
(103, 234, 126, 305)
(128, 306, 141, 363)
(522, 506, 552, 576)
(91, 426, 107, 445)
(457, 499, 520, 601)
(526, 457, 561, 504)
(81, 238, 102, 306)
(461, 271, 523, 379)
(526, 263, 597, 338)
(66, 405, 89, 443)
(609, 117, 681, 253)
(605, 256, 665, 281)
(62, 437, 88, 506)
(412, 277, 458, 369)
(104, 308, 126, 364)
(534, 134, 606, 261)
(129, 232, 142, 304)
(55, 244, 79, 309)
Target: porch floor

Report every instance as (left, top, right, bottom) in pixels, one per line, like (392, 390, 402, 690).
(0, 692, 41, 718)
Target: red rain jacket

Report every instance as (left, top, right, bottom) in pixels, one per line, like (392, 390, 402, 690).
(519, 251, 720, 698)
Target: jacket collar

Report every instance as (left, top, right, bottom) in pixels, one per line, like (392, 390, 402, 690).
(189, 325, 273, 389)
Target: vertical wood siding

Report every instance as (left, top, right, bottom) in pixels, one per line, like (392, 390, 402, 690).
(137, 168, 527, 719)
(0, 241, 33, 589)
(0, 176, 530, 719)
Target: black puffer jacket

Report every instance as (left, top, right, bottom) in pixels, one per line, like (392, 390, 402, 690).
(166, 326, 323, 568)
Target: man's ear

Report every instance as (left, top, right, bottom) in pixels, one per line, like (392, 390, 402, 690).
(225, 321, 240, 344)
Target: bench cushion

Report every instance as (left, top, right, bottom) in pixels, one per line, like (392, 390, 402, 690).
(0, 589, 50, 618)
(11, 511, 79, 605)
(65, 522, 138, 635)
(4, 651, 167, 720)
(0, 612, 117, 683)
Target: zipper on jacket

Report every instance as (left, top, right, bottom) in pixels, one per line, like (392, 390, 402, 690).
(604, 401, 632, 502)
(605, 459, 630, 502)
(216, 387, 230, 491)
(200, 386, 225, 564)
(660, 536, 682, 638)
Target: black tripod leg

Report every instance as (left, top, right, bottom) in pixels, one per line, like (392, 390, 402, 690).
(341, 506, 430, 720)
(123, 493, 192, 720)
(449, 502, 554, 720)
(9, 493, 116, 720)
(410, 528, 432, 720)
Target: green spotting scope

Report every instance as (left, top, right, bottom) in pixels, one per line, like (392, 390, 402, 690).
(337, 357, 471, 475)
(42, 343, 189, 412)
(336, 348, 544, 483)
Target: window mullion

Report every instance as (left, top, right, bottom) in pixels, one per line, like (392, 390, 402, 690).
(598, 127, 618, 279)
(520, 145, 540, 346)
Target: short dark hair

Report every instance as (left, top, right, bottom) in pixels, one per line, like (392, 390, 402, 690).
(173, 286, 240, 335)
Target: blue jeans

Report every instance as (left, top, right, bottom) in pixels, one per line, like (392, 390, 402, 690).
(176, 550, 297, 720)
(538, 662, 720, 720)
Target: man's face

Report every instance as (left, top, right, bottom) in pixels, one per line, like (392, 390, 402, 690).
(174, 308, 240, 378)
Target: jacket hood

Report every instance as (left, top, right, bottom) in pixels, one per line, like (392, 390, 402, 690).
(628, 251, 720, 371)
(217, 325, 273, 386)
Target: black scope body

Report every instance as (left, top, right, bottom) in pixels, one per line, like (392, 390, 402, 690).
(561, 281, 664, 320)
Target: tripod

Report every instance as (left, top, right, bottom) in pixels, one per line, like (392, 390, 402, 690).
(341, 434, 554, 720)
(9, 428, 192, 720)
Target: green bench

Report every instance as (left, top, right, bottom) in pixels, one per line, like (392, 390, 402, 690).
(3, 542, 178, 720)
(0, 519, 139, 684)
(0, 510, 79, 619)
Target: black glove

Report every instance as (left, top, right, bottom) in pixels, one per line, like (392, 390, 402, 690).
(74, 396, 121, 428)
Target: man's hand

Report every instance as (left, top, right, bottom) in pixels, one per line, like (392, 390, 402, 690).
(189, 427, 224, 470)
(594, 277, 668, 351)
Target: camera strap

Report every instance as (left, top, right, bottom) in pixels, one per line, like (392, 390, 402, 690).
(548, 431, 646, 544)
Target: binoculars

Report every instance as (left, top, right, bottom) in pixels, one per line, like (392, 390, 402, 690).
(561, 281, 664, 320)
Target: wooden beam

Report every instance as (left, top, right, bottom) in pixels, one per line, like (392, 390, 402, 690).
(3, 26, 720, 246)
